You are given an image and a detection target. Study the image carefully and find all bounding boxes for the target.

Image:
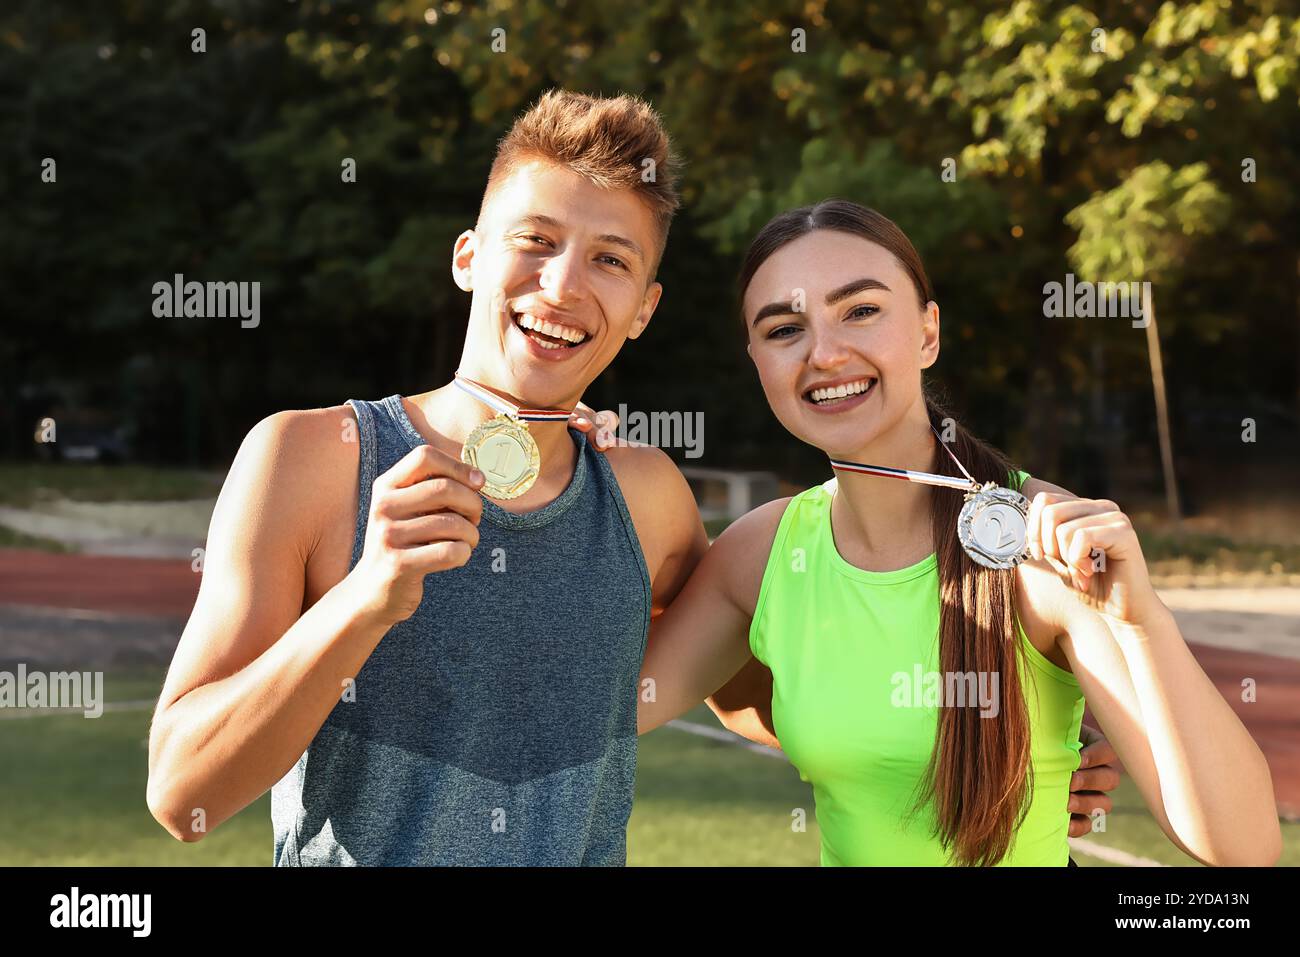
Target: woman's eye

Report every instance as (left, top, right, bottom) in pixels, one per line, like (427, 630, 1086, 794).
(766, 325, 799, 340)
(847, 304, 879, 320)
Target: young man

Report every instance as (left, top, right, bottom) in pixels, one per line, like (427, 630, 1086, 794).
(146, 90, 1117, 865)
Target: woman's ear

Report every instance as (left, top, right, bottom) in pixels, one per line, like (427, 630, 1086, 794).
(452, 230, 476, 292)
(920, 300, 941, 369)
(746, 342, 754, 362)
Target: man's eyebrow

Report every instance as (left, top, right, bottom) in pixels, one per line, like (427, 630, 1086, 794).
(508, 214, 644, 264)
(596, 233, 644, 263)
(751, 277, 893, 326)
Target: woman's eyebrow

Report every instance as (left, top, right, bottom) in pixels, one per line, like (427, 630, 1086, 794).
(826, 277, 891, 304)
(752, 277, 893, 325)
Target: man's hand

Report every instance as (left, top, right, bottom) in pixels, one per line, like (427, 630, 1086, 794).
(1068, 723, 1121, 838)
(347, 444, 485, 628)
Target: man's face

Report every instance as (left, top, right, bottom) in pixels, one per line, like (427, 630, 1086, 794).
(453, 160, 663, 405)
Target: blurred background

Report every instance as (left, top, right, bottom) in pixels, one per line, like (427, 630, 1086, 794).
(1, 0, 1297, 866)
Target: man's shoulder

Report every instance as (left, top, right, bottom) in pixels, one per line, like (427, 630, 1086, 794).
(600, 442, 683, 497)
(599, 444, 702, 578)
(225, 404, 361, 522)
(241, 404, 359, 474)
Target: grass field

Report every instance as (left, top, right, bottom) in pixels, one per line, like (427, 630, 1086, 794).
(0, 464, 223, 508)
(1, 672, 1293, 867)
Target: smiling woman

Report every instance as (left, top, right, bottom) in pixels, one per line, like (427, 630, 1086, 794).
(633, 199, 1282, 867)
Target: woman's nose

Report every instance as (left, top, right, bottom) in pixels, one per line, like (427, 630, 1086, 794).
(807, 327, 852, 370)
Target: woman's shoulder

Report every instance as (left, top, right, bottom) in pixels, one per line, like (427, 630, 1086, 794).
(1018, 475, 1074, 500)
(713, 479, 834, 551)
(705, 495, 797, 618)
(713, 495, 794, 552)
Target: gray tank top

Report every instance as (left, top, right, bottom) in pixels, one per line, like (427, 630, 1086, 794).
(271, 395, 651, 865)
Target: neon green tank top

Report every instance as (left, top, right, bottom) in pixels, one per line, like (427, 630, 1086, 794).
(749, 476, 1085, 866)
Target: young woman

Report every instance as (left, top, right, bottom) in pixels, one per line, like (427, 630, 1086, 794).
(637, 200, 1280, 866)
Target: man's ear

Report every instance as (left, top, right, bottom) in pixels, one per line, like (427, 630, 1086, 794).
(452, 230, 477, 292)
(919, 300, 941, 369)
(626, 281, 663, 340)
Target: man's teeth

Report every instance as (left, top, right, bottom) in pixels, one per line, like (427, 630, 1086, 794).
(515, 313, 587, 345)
(809, 379, 874, 403)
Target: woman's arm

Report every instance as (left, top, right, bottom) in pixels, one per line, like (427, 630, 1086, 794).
(1023, 488, 1281, 866)
(637, 498, 789, 735)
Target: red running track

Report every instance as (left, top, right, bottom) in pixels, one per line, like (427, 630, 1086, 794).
(2, 548, 1297, 818)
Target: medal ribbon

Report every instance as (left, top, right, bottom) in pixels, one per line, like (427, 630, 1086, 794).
(828, 426, 982, 493)
(453, 374, 573, 423)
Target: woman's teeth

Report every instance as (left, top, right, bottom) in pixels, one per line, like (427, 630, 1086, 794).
(808, 379, 875, 404)
(514, 312, 587, 347)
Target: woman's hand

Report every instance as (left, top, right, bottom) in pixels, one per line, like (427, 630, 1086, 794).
(1025, 492, 1164, 626)
(568, 403, 620, 452)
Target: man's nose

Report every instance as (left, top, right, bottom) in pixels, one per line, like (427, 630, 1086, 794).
(538, 246, 589, 303)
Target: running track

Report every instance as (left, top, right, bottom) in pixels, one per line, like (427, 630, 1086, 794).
(1, 549, 1296, 819)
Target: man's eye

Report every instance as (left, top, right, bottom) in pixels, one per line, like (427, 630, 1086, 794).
(847, 304, 879, 320)
(766, 325, 799, 340)
(598, 255, 626, 269)
(525, 235, 551, 246)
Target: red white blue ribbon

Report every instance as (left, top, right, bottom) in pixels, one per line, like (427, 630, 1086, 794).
(829, 425, 981, 492)
(453, 374, 573, 422)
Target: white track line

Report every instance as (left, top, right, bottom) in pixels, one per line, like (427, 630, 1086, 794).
(665, 719, 787, 759)
(0, 699, 156, 720)
(1068, 838, 1165, 867)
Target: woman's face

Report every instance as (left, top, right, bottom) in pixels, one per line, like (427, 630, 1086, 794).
(742, 230, 940, 459)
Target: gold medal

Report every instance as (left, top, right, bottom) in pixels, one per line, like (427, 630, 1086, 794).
(453, 373, 575, 501)
(461, 413, 541, 500)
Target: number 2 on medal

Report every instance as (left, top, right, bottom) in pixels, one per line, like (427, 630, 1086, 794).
(986, 512, 1015, 548)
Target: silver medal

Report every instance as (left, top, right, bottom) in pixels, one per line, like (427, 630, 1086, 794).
(957, 483, 1030, 570)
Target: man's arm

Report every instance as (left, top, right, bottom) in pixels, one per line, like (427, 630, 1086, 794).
(146, 409, 484, 841)
(706, 658, 779, 749)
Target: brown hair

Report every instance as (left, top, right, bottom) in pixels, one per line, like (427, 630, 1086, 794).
(481, 89, 681, 279)
(738, 200, 1033, 866)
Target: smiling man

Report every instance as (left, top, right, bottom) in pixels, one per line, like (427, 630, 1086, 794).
(145, 90, 709, 866)
(145, 90, 1117, 866)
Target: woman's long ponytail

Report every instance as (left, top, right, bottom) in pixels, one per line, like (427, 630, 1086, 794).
(911, 389, 1033, 865)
